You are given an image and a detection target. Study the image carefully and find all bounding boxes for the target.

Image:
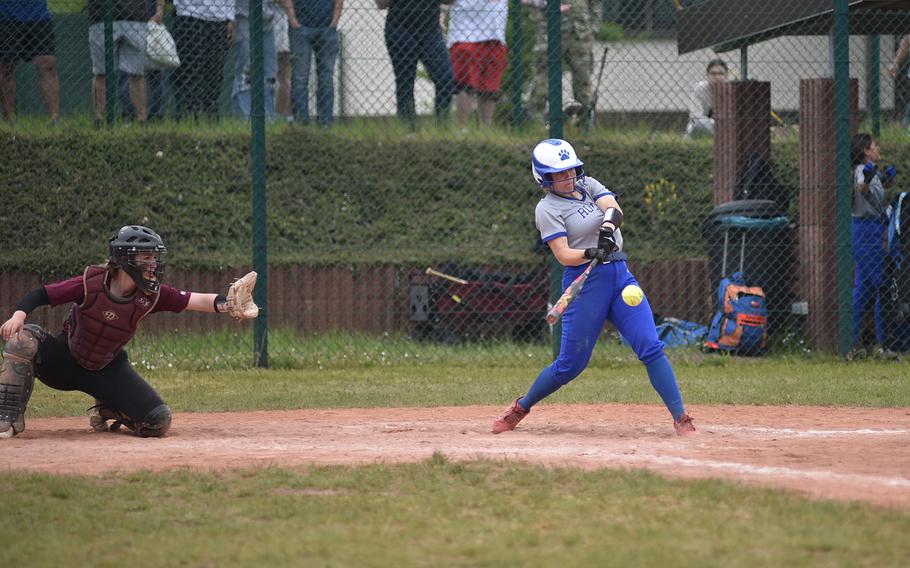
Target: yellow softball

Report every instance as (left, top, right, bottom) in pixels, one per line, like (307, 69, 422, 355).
(621, 285, 644, 307)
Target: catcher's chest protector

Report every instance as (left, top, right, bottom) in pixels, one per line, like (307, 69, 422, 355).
(67, 266, 159, 370)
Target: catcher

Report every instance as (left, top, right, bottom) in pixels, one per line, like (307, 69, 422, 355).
(0, 225, 259, 438)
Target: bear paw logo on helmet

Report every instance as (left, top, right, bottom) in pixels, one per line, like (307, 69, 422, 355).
(531, 138, 586, 191)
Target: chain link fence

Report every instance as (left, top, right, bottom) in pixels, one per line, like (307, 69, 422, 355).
(2, 0, 909, 367)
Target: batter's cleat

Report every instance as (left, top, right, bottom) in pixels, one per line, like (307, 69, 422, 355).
(492, 398, 529, 434)
(673, 413, 698, 437)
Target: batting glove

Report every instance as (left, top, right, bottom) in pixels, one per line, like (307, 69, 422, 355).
(597, 227, 618, 254)
(584, 248, 611, 262)
(863, 161, 878, 185)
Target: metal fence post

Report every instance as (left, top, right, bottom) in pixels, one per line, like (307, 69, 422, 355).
(510, 0, 523, 126)
(103, 0, 115, 125)
(338, 31, 345, 120)
(251, 0, 269, 367)
(870, 35, 881, 138)
(833, 0, 852, 356)
(547, 0, 563, 359)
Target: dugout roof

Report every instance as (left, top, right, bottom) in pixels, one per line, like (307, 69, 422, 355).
(677, 0, 910, 55)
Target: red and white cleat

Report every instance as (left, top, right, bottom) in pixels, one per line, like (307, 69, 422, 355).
(492, 398, 529, 434)
(674, 413, 698, 437)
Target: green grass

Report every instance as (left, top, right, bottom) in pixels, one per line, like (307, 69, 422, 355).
(2, 457, 909, 567)
(12, 336, 910, 566)
(26, 331, 910, 417)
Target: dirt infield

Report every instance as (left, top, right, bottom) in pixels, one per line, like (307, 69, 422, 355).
(4, 404, 910, 508)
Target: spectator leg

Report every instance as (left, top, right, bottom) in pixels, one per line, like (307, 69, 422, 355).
(117, 71, 134, 119)
(92, 75, 106, 121)
(264, 28, 278, 121)
(276, 51, 292, 118)
(478, 96, 496, 126)
(33, 55, 60, 121)
(128, 74, 147, 122)
(565, 40, 593, 116)
(0, 61, 17, 120)
(231, 20, 251, 118)
(170, 16, 193, 119)
(385, 27, 418, 128)
(528, 45, 548, 119)
(289, 29, 314, 123)
(146, 70, 165, 121)
(419, 27, 454, 124)
(199, 20, 229, 120)
(314, 27, 339, 125)
(455, 90, 473, 126)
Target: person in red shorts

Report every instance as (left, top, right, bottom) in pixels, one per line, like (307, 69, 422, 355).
(444, 0, 508, 127)
(0, 225, 258, 439)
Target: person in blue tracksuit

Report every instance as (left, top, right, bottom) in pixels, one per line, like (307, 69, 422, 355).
(492, 139, 697, 436)
(849, 133, 898, 359)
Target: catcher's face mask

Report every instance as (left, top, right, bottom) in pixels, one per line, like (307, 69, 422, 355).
(109, 225, 168, 293)
(118, 248, 167, 293)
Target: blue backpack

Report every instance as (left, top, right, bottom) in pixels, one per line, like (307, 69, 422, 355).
(705, 272, 768, 355)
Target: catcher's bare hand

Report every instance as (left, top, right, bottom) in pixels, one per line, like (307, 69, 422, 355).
(0, 312, 26, 341)
(226, 271, 260, 320)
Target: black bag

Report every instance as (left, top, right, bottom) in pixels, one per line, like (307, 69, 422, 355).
(733, 153, 790, 215)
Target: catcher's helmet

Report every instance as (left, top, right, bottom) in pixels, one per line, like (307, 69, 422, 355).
(531, 138, 585, 192)
(108, 225, 167, 293)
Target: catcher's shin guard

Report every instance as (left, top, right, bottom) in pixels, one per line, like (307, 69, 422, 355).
(0, 324, 46, 438)
(90, 403, 172, 438)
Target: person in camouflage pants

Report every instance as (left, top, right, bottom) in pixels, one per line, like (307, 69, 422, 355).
(525, 0, 601, 124)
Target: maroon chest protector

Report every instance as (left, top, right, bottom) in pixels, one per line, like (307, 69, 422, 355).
(67, 265, 159, 370)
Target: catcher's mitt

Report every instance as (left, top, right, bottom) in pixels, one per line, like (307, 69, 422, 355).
(226, 271, 260, 320)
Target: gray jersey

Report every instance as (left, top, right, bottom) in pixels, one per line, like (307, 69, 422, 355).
(535, 176, 623, 254)
(853, 164, 886, 219)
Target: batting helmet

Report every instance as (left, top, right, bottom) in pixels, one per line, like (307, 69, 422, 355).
(531, 138, 585, 191)
(108, 225, 167, 293)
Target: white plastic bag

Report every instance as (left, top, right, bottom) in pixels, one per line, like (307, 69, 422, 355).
(146, 21, 180, 70)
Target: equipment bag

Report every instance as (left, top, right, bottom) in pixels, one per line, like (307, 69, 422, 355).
(705, 271, 768, 355)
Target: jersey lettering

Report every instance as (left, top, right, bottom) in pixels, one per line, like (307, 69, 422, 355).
(575, 202, 597, 219)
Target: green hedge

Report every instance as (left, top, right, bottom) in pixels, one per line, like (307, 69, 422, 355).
(1, 127, 808, 278)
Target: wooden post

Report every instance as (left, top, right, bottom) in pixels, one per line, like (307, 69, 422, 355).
(799, 78, 858, 351)
(713, 80, 771, 205)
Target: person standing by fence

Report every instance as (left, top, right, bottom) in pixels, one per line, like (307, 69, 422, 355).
(377, 0, 455, 129)
(444, 0, 508, 128)
(232, 0, 299, 120)
(171, 0, 235, 121)
(849, 133, 899, 360)
(525, 0, 601, 125)
(87, 0, 164, 124)
(685, 58, 728, 138)
(290, 0, 343, 126)
(0, 0, 60, 123)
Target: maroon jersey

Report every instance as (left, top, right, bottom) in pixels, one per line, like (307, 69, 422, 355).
(45, 266, 191, 370)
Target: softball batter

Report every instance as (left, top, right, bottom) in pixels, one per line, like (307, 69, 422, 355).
(492, 139, 697, 436)
(0, 225, 258, 438)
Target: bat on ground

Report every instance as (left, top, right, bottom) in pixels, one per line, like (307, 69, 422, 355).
(426, 267, 469, 285)
(546, 260, 599, 325)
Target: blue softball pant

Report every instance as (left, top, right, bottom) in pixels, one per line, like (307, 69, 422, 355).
(519, 261, 686, 420)
(852, 217, 887, 347)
